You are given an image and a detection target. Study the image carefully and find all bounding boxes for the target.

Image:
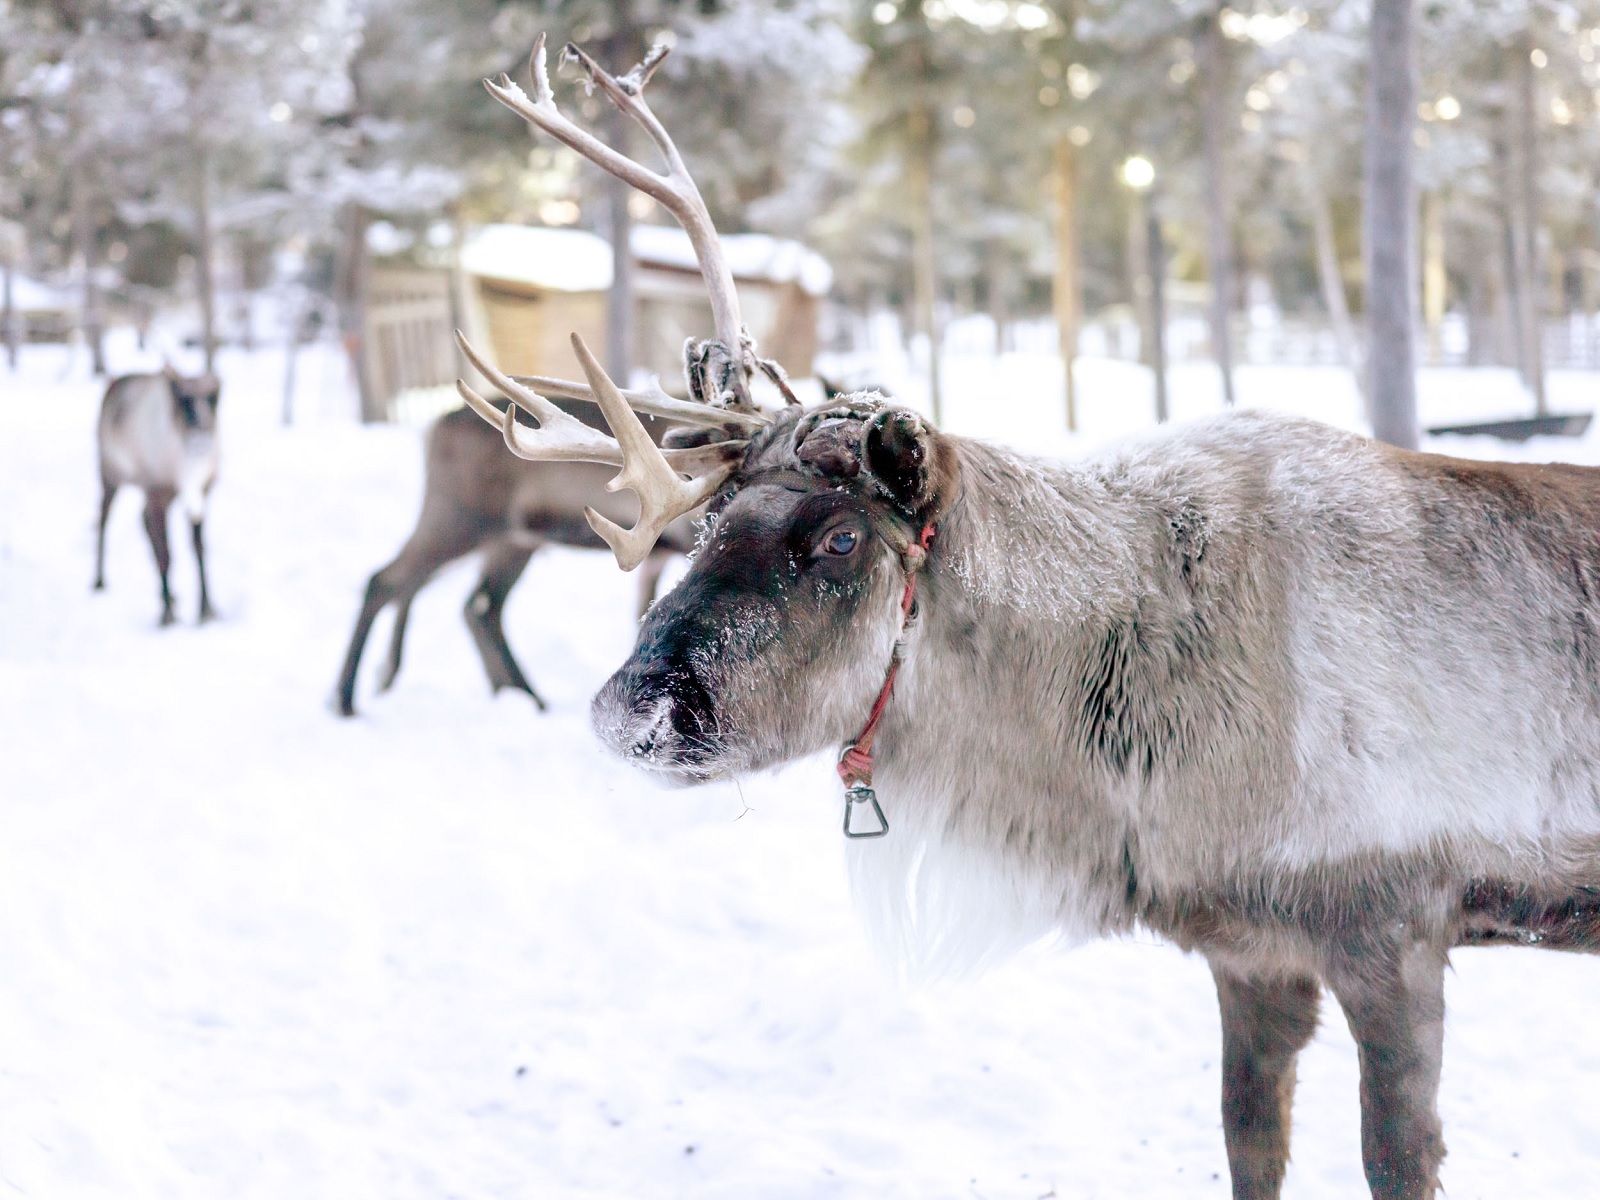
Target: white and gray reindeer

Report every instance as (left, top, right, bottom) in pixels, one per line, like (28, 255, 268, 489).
(451, 35, 1600, 1200)
(95, 366, 220, 625)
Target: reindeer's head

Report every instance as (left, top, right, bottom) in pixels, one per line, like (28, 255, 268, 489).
(594, 397, 959, 782)
(164, 366, 221, 435)
(458, 34, 960, 782)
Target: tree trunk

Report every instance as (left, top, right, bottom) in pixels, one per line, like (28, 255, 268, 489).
(1127, 193, 1151, 366)
(70, 165, 106, 378)
(1421, 190, 1447, 363)
(1196, 6, 1238, 406)
(336, 203, 380, 422)
(1304, 164, 1364, 400)
(908, 102, 942, 423)
(1511, 31, 1546, 412)
(604, 117, 635, 383)
(1362, 0, 1419, 449)
(194, 145, 218, 373)
(1053, 136, 1082, 430)
(2, 241, 16, 371)
(987, 243, 1010, 357)
(1463, 228, 1492, 367)
(1490, 211, 1520, 368)
(1146, 190, 1170, 424)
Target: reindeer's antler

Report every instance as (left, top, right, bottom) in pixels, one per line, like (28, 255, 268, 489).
(485, 33, 755, 409)
(454, 33, 785, 570)
(457, 331, 748, 571)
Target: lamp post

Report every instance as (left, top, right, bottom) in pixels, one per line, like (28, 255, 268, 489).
(1121, 155, 1168, 423)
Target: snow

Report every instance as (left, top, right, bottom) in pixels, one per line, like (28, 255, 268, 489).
(631, 225, 835, 296)
(462, 223, 833, 296)
(4, 272, 74, 312)
(460, 225, 616, 294)
(3, 335, 1599, 1199)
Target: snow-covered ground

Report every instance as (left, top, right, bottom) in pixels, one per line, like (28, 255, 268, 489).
(3, 335, 1599, 1199)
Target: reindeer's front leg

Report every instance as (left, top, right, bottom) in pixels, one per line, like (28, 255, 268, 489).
(1325, 942, 1447, 1200)
(1210, 964, 1321, 1200)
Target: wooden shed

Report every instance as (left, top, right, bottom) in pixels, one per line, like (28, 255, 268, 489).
(458, 223, 831, 385)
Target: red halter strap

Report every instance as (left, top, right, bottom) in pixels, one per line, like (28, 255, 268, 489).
(837, 521, 936, 838)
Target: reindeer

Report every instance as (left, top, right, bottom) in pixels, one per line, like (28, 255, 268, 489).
(94, 366, 220, 625)
(333, 396, 695, 717)
(452, 36, 1600, 1200)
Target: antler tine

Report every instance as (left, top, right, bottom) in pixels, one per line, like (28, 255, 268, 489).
(484, 34, 754, 410)
(571, 334, 742, 571)
(457, 330, 749, 484)
(507, 372, 767, 432)
(456, 331, 624, 464)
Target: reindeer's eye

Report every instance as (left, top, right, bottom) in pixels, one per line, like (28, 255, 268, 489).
(821, 529, 858, 557)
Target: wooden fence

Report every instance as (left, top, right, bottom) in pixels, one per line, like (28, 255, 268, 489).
(362, 268, 459, 422)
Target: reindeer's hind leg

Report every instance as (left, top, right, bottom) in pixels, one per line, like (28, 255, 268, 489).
(1326, 943, 1447, 1200)
(93, 475, 117, 591)
(334, 513, 488, 716)
(1210, 964, 1321, 1200)
(141, 486, 177, 626)
(464, 540, 544, 711)
(375, 591, 416, 694)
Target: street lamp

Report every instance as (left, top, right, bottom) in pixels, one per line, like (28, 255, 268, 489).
(1121, 156, 1168, 423)
(1120, 154, 1156, 191)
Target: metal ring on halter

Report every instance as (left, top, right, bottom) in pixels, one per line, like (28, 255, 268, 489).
(842, 781, 889, 839)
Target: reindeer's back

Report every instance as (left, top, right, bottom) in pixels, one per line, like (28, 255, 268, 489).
(422, 403, 695, 552)
(1125, 410, 1600, 881)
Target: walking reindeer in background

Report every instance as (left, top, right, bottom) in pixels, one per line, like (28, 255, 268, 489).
(455, 35, 1600, 1200)
(95, 367, 220, 625)
(333, 397, 697, 717)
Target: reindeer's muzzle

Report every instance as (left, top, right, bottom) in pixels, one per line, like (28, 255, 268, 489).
(591, 651, 724, 783)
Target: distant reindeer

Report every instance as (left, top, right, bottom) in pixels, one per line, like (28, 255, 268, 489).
(448, 36, 1600, 1200)
(333, 398, 694, 717)
(95, 367, 220, 625)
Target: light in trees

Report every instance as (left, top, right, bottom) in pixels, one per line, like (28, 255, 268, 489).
(1120, 155, 1155, 190)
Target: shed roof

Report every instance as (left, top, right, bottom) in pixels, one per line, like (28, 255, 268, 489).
(461, 224, 833, 297)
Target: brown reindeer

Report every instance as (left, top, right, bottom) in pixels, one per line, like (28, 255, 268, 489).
(95, 367, 220, 625)
(452, 36, 1600, 1200)
(333, 396, 695, 717)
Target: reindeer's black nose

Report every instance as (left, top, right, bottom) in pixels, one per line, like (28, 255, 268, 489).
(591, 650, 721, 780)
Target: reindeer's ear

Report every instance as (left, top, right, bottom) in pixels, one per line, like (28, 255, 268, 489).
(865, 409, 960, 523)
